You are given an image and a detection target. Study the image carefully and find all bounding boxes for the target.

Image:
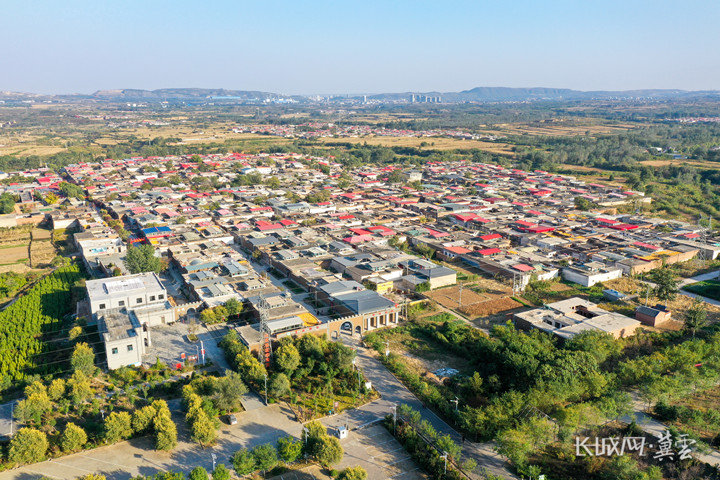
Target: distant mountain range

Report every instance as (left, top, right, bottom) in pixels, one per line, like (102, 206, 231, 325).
(1, 86, 719, 104)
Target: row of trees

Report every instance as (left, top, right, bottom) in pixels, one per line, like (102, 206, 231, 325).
(0, 264, 84, 384)
(7, 399, 176, 466)
(199, 298, 243, 324)
(232, 421, 344, 476)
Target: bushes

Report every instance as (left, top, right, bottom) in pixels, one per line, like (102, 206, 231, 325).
(8, 428, 49, 465)
(277, 435, 303, 463)
(386, 406, 467, 480)
(104, 411, 133, 443)
(60, 422, 88, 453)
(302, 421, 344, 468)
(183, 385, 219, 447)
(153, 400, 178, 451)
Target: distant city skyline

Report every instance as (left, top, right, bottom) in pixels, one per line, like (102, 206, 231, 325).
(2, 0, 719, 95)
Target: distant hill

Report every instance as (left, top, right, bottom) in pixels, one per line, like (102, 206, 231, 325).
(89, 88, 283, 101)
(367, 87, 720, 103)
(2, 86, 719, 104)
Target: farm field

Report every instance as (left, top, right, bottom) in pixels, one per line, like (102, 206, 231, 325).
(425, 281, 523, 319)
(317, 135, 514, 153)
(478, 120, 635, 137)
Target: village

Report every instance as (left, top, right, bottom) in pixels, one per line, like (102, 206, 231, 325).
(1, 152, 718, 372)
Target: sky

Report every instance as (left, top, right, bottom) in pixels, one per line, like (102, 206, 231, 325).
(1, 0, 719, 95)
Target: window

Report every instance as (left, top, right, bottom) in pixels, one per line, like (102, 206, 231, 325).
(111, 347, 118, 354)
(150, 295, 156, 302)
(136, 298, 143, 304)
(118, 300, 125, 307)
(158, 294, 164, 300)
(99, 303, 106, 310)
(127, 344, 134, 352)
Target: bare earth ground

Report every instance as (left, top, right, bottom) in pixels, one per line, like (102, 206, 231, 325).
(317, 136, 514, 154)
(425, 282, 521, 320)
(604, 276, 720, 323)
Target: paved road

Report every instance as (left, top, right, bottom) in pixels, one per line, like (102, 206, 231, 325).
(679, 269, 720, 287)
(621, 392, 720, 467)
(340, 336, 517, 479)
(0, 404, 303, 480)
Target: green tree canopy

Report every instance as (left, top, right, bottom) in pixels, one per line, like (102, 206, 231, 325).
(71, 342, 96, 375)
(9, 428, 49, 465)
(126, 244, 163, 274)
(60, 422, 88, 453)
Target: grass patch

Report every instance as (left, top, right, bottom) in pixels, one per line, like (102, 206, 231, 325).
(684, 280, 720, 301)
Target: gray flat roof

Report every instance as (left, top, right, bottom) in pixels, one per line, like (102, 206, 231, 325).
(86, 272, 165, 301)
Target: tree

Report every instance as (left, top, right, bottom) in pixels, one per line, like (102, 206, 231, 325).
(277, 435, 303, 463)
(104, 411, 132, 444)
(67, 370, 92, 403)
(338, 466, 368, 480)
(574, 196, 595, 211)
(8, 428, 48, 464)
(132, 405, 158, 434)
(213, 306, 228, 322)
(14, 392, 52, 425)
(200, 308, 217, 324)
(0, 193, 16, 214)
(68, 325, 83, 341)
(48, 378, 66, 401)
(275, 343, 301, 374)
(60, 422, 88, 453)
(269, 373, 291, 399)
(71, 342, 96, 375)
(190, 408, 217, 446)
(315, 435, 343, 468)
(188, 467, 209, 480)
(212, 371, 248, 412)
(252, 443, 278, 474)
(436, 434, 461, 461)
(44, 193, 59, 205)
(684, 298, 708, 338)
(224, 298, 243, 317)
(126, 244, 163, 274)
(232, 448, 256, 476)
(301, 420, 328, 457)
(59, 181, 84, 199)
(211, 464, 231, 480)
(154, 409, 178, 451)
(650, 267, 679, 301)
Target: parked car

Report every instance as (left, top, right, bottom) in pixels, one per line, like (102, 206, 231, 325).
(227, 414, 238, 425)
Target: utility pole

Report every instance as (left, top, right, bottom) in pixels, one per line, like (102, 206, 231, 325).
(200, 340, 205, 365)
(451, 397, 459, 412)
(384, 340, 390, 357)
(211, 452, 217, 471)
(392, 404, 397, 433)
(441, 451, 448, 475)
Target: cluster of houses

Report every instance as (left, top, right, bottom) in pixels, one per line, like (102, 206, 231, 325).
(2, 152, 719, 368)
(232, 122, 502, 141)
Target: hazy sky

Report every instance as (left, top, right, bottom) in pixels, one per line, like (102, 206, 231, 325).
(2, 0, 718, 94)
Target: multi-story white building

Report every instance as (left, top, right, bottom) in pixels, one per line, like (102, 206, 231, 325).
(87, 273, 168, 319)
(87, 273, 175, 370)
